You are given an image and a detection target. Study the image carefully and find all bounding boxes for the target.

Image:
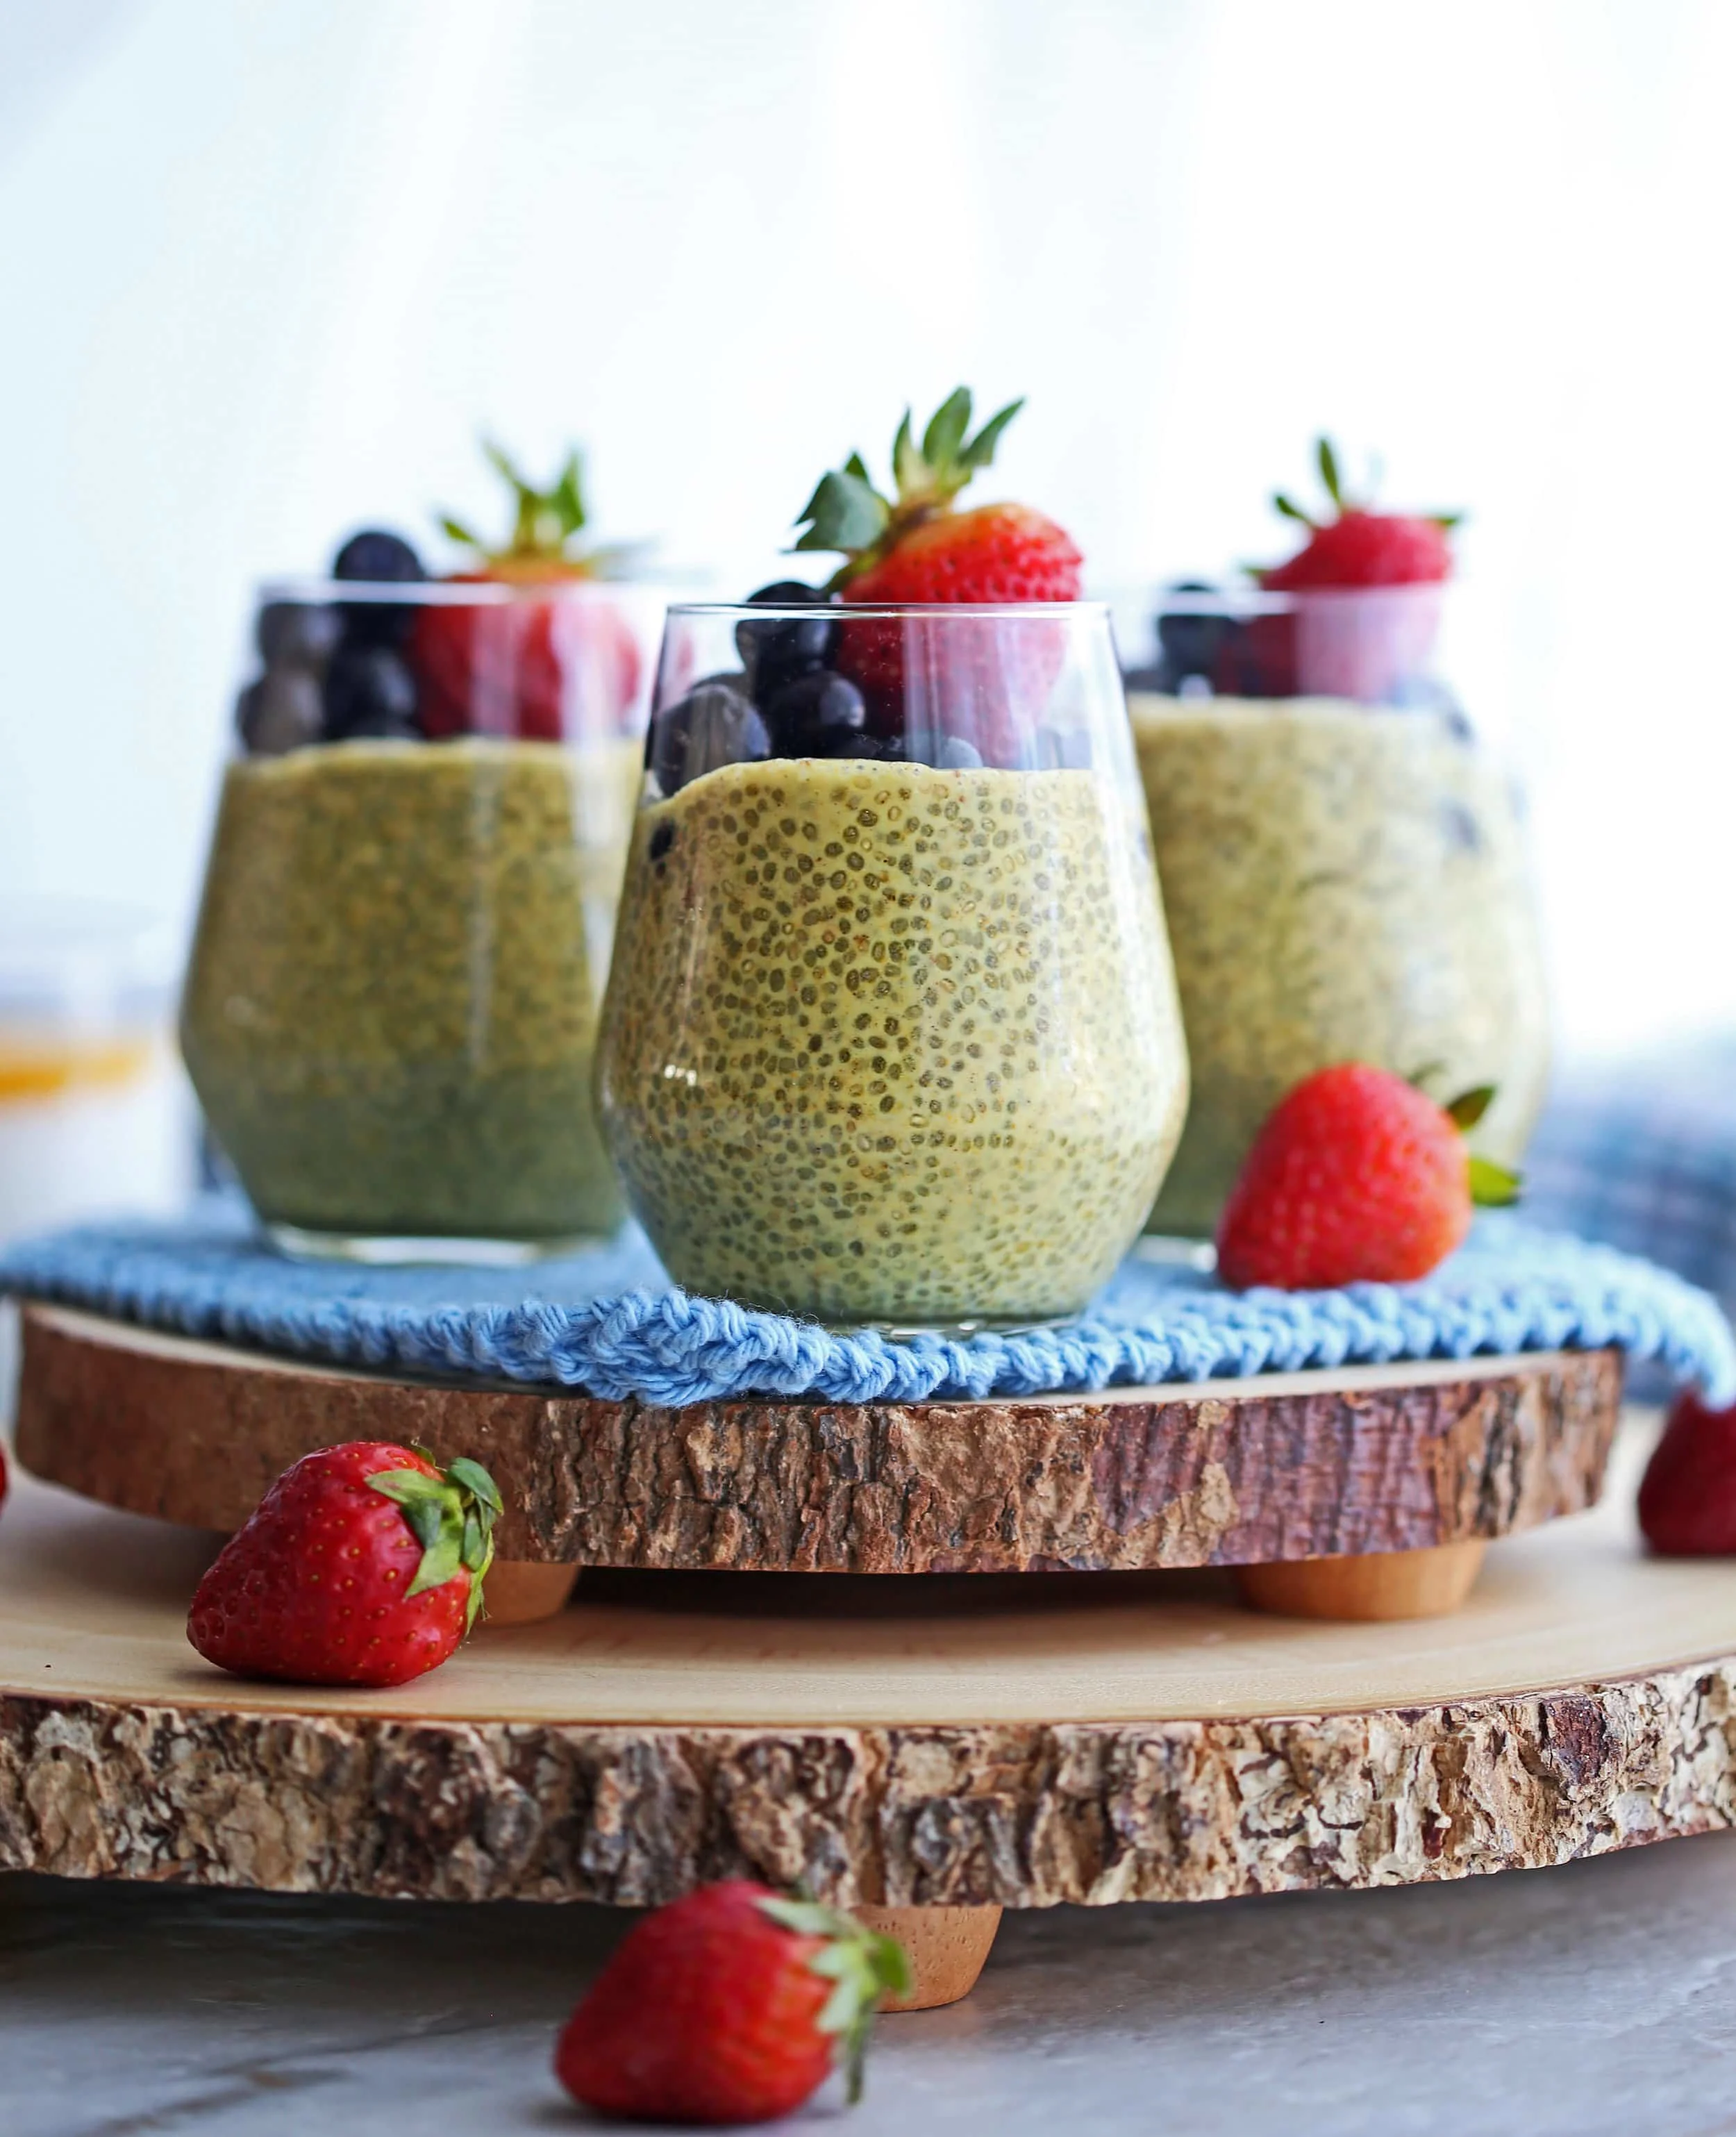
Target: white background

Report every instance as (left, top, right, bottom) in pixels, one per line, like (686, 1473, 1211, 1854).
(1, 0, 1731, 1060)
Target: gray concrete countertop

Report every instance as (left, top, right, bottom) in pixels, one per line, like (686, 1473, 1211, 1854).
(5, 1834, 1735, 2135)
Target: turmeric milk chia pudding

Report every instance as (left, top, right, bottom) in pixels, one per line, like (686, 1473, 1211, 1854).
(596, 756, 1188, 1323)
(182, 735, 642, 1246)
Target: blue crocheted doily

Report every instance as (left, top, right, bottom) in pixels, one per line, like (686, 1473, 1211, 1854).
(2, 1203, 1730, 1408)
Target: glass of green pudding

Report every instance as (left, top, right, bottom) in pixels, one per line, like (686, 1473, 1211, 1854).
(1121, 581, 1551, 1242)
(181, 563, 665, 1262)
(595, 599, 1190, 1330)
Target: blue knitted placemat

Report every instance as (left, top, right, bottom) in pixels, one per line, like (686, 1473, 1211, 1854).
(2, 1202, 1731, 1408)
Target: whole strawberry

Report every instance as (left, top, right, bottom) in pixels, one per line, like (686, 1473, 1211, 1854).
(1262, 437, 1458, 590)
(792, 388, 1080, 761)
(187, 1441, 501, 1687)
(1638, 1393, 1736, 1555)
(555, 1881, 910, 2127)
(1217, 1063, 1519, 1291)
(412, 441, 644, 741)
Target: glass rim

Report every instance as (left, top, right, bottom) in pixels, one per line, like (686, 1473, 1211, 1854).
(667, 598, 1112, 623)
(1123, 583, 1449, 616)
(254, 576, 654, 607)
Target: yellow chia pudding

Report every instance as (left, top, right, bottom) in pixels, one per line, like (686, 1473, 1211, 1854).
(181, 735, 641, 1243)
(595, 758, 1190, 1323)
(1130, 695, 1551, 1238)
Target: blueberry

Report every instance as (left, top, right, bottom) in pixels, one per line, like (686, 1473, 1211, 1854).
(331, 528, 426, 649)
(937, 735, 983, 770)
(736, 581, 839, 699)
(331, 529, 426, 583)
(830, 730, 904, 763)
(324, 645, 420, 740)
(762, 669, 866, 757)
(235, 668, 324, 756)
(649, 679, 769, 794)
(257, 600, 342, 670)
(1155, 582, 1230, 686)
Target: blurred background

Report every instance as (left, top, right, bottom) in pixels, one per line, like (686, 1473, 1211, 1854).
(0, 0, 1731, 1249)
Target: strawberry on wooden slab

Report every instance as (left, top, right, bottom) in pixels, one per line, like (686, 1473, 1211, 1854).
(1639, 1394, 1736, 1556)
(555, 1879, 910, 2127)
(187, 1440, 501, 1688)
(1217, 1063, 1519, 1291)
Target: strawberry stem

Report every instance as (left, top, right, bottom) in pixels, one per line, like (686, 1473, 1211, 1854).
(367, 1456, 501, 1632)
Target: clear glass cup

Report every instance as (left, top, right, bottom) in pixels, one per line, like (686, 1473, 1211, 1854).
(595, 599, 1190, 1329)
(1121, 583, 1551, 1241)
(181, 577, 665, 1262)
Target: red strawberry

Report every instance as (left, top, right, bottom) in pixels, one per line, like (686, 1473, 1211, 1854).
(1217, 1064, 1519, 1291)
(187, 1441, 501, 1688)
(555, 1881, 910, 2127)
(1261, 438, 1458, 590)
(1638, 1394, 1736, 1555)
(791, 389, 1081, 762)
(410, 442, 644, 742)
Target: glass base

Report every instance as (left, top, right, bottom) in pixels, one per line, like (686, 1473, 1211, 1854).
(821, 1312, 1076, 1342)
(267, 1222, 606, 1268)
(1133, 1233, 1218, 1274)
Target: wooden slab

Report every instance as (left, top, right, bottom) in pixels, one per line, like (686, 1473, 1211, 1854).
(13, 1306, 1621, 1572)
(1, 1433, 1731, 1909)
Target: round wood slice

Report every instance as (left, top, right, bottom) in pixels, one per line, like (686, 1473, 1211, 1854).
(0, 1438, 1730, 1909)
(12, 1306, 1622, 1574)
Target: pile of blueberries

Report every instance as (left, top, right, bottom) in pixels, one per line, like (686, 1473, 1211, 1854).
(1119, 583, 1298, 699)
(236, 531, 428, 755)
(647, 581, 992, 799)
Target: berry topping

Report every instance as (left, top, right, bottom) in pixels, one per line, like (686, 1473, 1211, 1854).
(323, 644, 420, 741)
(412, 440, 645, 740)
(793, 387, 1080, 606)
(1638, 1394, 1736, 1556)
(554, 1880, 910, 2124)
(187, 1441, 501, 1688)
(761, 667, 867, 756)
(1261, 438, 1459, 591)
(236, 668, 324, 756)
(256, 600, 342, 670)
(648, 676, 770, 795)
(736, 580, 840, 703)
(331, 529, 426, 584)
(787, 390, 1082, 766)
(1216, 1064, 1520, 1291)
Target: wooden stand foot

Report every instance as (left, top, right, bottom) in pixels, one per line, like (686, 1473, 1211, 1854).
(1235, 1540, 1488, 1622)
(854, 1904, 1002, 2011)
(481, 1560, 579, 1626)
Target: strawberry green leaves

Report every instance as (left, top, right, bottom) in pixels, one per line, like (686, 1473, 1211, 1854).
(368, 1454, 502, 1632)
(756, 1896, 912, 2105)
(791, 386, 1026, 579)
(1444, 1086, 1522, 1207)
(436, 440, 650, 578)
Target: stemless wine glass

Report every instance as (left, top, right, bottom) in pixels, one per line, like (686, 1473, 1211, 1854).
(595, 599, 1190, 1329)
(1121, 582, 1551, 1241)
(181, 576, 665, 1262)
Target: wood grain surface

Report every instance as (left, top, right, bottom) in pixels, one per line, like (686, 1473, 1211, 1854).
(14, 1306, 1622, 1572)
(1, 1436, 1731, 1909)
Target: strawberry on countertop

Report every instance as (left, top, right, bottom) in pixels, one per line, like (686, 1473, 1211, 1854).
(1639, 1394, 1736, 1556)
(1217, 1063, 1519, 1292)
(187, 1440, 501, 1688)
(412, 441, 646, 742)
(555, 1879, 910, 2127)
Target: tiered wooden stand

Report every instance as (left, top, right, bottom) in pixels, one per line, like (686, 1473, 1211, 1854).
(8, 1306, 1730, 2009)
